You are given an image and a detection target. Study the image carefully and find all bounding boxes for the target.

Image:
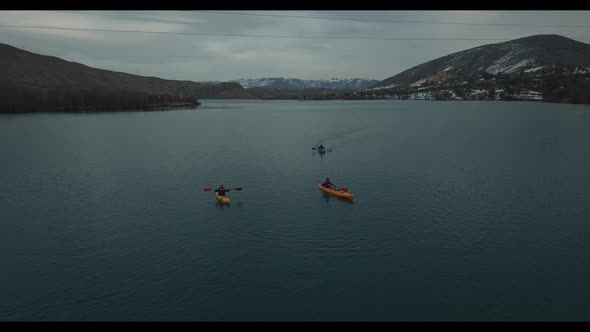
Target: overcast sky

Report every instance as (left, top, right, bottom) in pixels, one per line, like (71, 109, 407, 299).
(1, 10, 590, 82)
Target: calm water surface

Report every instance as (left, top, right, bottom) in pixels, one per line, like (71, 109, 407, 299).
(1, 100, 590, 320)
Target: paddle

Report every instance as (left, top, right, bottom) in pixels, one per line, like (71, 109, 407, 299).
(203, 187, 243, 192)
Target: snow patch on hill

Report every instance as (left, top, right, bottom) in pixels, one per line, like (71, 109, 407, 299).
(232, 77, 379, 91)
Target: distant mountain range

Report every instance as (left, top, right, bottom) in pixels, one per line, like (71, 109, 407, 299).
(232, 77, 379, 91)
(0, 43, 253, 113)
(2, 34, 589, 112)
(361, 34, 590, 103)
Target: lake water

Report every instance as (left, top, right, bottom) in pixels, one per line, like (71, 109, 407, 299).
(1, 100, 590, 321)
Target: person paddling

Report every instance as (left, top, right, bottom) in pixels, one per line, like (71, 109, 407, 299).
(321, 178, 336, 189)
(215, 184, 230, 196)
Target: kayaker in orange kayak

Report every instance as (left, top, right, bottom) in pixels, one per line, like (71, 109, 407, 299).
(317, 179, 353, 201)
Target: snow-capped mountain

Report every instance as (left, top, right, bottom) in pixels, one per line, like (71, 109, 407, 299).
(355, 35, 590, 104)
(232, 77, 379, 91)
(371, 34, 590, 90)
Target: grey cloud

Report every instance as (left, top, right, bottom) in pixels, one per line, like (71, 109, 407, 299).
(1, 11, 589, 82)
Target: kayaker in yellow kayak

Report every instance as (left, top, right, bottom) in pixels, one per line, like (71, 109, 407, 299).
(215, 184, 230, 196)
(321, 178, 336, 189)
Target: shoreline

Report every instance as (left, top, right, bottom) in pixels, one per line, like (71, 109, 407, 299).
(0, 102, 201, 114)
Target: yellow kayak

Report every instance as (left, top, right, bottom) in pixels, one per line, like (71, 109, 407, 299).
(317, 183, 354, 201)
(216, 192, 230, 205)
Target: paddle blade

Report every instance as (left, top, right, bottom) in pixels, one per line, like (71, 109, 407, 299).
(203, 188, 212, 191)
(232, 187, 243, 191)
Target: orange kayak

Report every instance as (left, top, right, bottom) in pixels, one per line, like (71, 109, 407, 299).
(317, 183, 354, 201)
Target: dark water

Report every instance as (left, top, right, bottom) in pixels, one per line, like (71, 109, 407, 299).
(1, 100, 590, 321)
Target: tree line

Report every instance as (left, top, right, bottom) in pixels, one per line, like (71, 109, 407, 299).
(0, 83, 200, 113)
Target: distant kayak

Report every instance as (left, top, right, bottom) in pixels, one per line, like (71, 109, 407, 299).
(216, 192, 230, 205)
(204, 186, 242, 206)
(317, 183, 354, 201)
